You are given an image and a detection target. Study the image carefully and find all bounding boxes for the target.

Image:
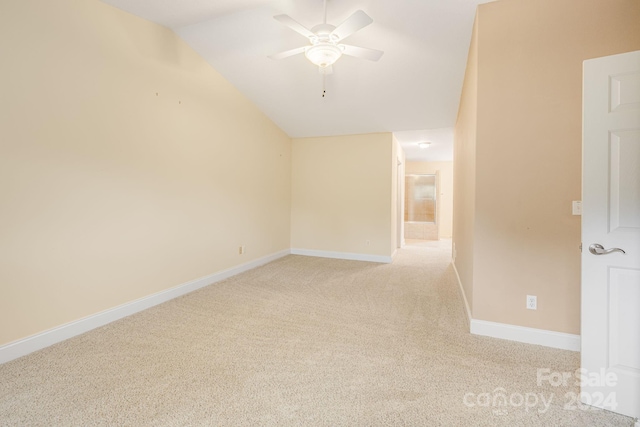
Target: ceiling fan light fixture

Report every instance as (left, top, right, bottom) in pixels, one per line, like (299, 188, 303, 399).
(305, 43, 343, 68)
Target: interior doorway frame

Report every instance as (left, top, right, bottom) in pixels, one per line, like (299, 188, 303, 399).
(397, 158, 404, 248)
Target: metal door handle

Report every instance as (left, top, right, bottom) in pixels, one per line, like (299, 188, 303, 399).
(588, 243, 626, 255)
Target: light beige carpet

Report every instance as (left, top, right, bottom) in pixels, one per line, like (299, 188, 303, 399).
(0, 241, 634, 426)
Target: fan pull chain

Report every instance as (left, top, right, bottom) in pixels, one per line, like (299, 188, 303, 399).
(322, 74, 326, 98)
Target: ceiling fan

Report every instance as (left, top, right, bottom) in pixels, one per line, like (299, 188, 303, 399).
(269, 0, 384, 76)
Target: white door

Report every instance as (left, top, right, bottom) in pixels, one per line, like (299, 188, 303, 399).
(582, 50, 640, 419)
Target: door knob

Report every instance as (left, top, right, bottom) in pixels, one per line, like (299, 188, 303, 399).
(588, 243, 626, 255)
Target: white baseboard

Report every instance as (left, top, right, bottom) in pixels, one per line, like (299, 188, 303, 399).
(290, 248, 392, 264)
(0, 249, 291, 365)
(470, 319, 581, 352)
(451, 261, 580, 352)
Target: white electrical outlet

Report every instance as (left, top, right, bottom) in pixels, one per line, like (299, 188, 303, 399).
(526, 295, 537, 310)
(239, 246, 245, 255)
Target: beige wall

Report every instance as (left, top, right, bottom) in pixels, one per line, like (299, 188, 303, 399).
(0, 0, 292, 346)
(454, 0, 640, 333)
(405, 162, 454, 239)
(291, 133, 395, 257)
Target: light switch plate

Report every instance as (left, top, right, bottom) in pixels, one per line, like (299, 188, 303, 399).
(572, 201, 582, 216)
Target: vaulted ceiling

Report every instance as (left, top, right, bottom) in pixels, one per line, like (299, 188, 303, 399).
(99, 0, 491, 160)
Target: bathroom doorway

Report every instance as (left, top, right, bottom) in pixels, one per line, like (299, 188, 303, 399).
(404, 173, 438, 241)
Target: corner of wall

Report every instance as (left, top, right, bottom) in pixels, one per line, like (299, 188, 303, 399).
(452, 8, 479, 316)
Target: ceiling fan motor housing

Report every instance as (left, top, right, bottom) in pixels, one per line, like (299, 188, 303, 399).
(310, 24, 338, 41)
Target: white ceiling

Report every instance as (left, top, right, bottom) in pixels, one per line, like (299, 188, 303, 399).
(100, 0, 490, 161)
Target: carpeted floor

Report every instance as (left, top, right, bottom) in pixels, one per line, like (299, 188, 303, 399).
(0, 240, 634, 426)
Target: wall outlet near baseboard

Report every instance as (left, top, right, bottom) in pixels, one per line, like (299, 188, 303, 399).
(239, 246, 245, 255)
(526, 295, 537, 310)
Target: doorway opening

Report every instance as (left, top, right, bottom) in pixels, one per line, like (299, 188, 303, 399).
(404, 173, 438, 242)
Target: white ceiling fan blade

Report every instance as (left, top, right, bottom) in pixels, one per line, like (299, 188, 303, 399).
(340, 45, 384, 62)
(274, 14, 315, 39)
(330, 10, 373, 41)
(269, 46, 306, 60)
